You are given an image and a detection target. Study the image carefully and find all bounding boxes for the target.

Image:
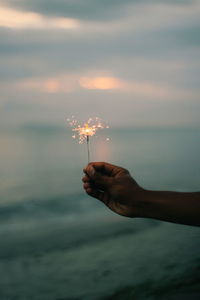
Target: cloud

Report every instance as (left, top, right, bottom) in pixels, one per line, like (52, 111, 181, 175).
(1, 0, 196, 22)
(13, 74, 78, 93)
(78, 74, 196, 100)
(81, 1, 200, 37)
(8, 73, 125, 93)
(0, 0, 200, 128)
(1, 70, 196, 105)
(1, 0, 139, 21)
(0, 5, 80, 29)
(1, 0, 199, 34)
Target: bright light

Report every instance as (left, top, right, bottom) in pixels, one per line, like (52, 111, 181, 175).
(79, 76, 124, 90)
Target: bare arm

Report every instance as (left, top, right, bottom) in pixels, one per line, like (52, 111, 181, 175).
(82, 162, 200, 226)
(136, 190, 200, 226)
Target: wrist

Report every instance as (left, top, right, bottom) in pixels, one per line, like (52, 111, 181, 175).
(133, 188, 152, 218)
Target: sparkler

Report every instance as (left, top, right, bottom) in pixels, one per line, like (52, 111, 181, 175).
(67, 116, 109, 163)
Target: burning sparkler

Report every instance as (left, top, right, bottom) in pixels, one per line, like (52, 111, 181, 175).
(67, 116, 109, 163)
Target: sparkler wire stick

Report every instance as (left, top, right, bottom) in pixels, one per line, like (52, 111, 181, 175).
(86, 135, 90, 163)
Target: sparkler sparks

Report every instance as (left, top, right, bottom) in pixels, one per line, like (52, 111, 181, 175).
(67, 116, 109, 163)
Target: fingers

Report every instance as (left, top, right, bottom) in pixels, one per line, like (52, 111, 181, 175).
(82, 179, 92, 192)
(82, 177, 105, 203)
(82, 162, 125, 203)
(84, 162, 127, 177)
(84, 165, 112, 190)
(82, 175, 90, 183)
(82, 171, 107, 202)
(82, 174, 92, 190)
(86, 188, 105, 202)
(83, 181, 90, 189)
(91, 162, 117, 175)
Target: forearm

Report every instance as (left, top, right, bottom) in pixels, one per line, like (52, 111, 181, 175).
(136, 190, 200, 226)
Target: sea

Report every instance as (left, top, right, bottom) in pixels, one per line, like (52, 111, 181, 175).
(0, 126, 200, 300)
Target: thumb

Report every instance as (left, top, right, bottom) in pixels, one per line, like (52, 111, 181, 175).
(86, 165, 111, 189)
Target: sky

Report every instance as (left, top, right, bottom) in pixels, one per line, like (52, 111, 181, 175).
(0, 0, 200, 128)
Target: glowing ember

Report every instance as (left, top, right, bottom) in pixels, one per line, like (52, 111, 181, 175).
(67, 116, 109, 163)
(67, 117, 109, 144)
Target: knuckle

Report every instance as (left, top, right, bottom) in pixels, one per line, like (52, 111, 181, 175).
(88, 162, 95, 167)
(121, 167, 129, 174)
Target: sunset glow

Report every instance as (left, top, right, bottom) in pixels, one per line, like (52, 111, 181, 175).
(79, 76, 124, 90)
(43, 79, 60, 93)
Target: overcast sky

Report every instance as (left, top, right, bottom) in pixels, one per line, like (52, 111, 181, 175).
(0, 0, 200, 128)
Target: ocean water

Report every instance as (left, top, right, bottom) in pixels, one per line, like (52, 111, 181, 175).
(1, 126, 200, 202)
(0, 126, 200, 299)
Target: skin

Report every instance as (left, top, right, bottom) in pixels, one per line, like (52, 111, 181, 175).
(82, 162, 200, 226)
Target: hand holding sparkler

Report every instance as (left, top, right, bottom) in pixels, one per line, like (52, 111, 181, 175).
(82, 162, 200, 226)
(82, 162, 142, 218)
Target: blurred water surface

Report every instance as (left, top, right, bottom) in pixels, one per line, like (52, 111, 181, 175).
(1, 126, 200, 203)
(0, 126, 200, 299)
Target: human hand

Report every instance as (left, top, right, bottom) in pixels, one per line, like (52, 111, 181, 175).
(82, 162, 144, 217)
(83, 162, 200, 226)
